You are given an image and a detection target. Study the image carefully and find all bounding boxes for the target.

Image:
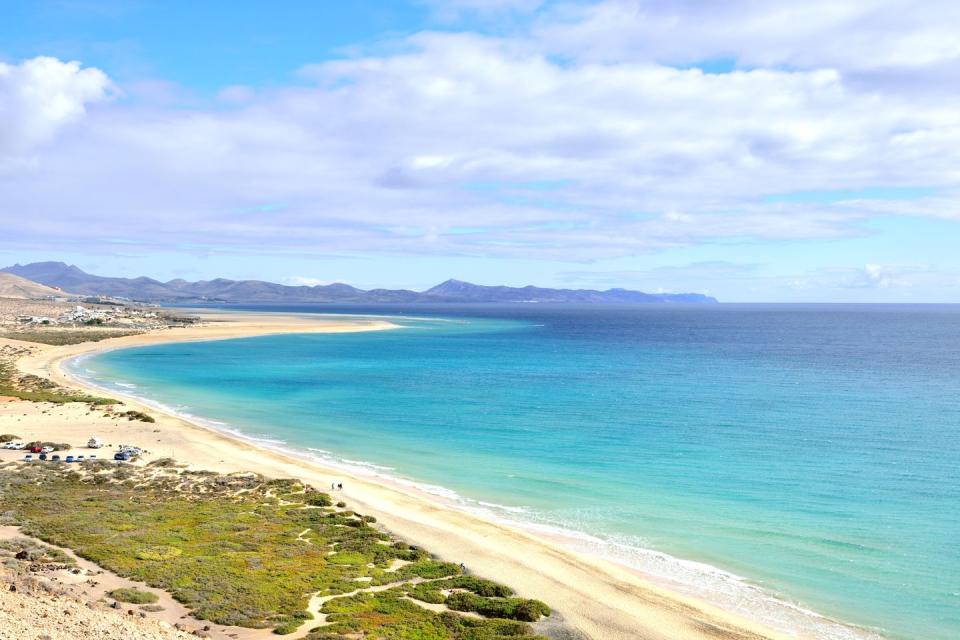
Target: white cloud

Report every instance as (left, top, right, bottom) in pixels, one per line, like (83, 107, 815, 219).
(535, 1, 960, 73)
(0, 7, 958, 264)
(0, 56, 112, 163)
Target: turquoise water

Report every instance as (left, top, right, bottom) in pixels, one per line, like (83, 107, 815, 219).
(74, 305, 960, 640)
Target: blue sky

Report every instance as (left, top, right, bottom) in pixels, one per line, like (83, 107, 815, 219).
(1, 0, 959, 301)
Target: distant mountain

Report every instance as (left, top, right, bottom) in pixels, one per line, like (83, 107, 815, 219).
(0, 272, 73, 299)
(423, 279, 712, 304)
(1, 262, 717, 304)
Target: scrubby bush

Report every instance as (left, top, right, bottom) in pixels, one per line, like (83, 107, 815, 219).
(407, 582, 448, 604)
(147, 458, 180, 468)
(119, 410, 155, 423)
(0, 434, 20, 443)
(446, 593, 550, 622)
(304, 493, 332, 507)
(109, 588, 159, 604)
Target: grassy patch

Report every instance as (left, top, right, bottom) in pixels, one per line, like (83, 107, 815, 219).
(0, 362, 116, 405)
(109, 587, 160, 604)
(2, 329, 141, 345)
(0, 464, 550, 637)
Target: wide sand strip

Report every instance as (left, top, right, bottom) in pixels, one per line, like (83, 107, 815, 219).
(2, 310, 792, 640)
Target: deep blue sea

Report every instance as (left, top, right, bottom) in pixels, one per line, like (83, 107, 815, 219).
(72, 304, 960, 640)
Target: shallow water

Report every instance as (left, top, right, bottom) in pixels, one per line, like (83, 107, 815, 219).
(76, 304, 960, 640)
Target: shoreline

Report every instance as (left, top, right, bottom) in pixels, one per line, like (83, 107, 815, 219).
(3, 310, 872, 640)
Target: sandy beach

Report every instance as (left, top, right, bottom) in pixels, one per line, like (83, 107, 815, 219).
(0, 310, 793, 640)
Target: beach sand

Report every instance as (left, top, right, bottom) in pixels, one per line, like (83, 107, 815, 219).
(0, 310, 794, 640)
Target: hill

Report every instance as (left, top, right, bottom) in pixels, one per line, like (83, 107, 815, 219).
(0, 272, 71, 299)
(1, 262, 717, 304)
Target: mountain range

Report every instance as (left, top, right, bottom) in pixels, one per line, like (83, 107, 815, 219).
(1, 262, 717, 304)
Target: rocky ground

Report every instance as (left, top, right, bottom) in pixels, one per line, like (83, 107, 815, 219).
(0, 567, 194, 640)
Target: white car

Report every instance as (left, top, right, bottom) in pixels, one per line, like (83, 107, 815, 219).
(1, 442, 14, 449)
(40, 446, 54, 454)
(10, 442, 26, 450)
(3, 442, 24, 450)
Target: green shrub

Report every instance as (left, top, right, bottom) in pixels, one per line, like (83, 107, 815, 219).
(116, 410, 154, 423)
(272, 621, 301, 635)
(446, 593, 550, 622)
(304, 493, 332, 507)
(109, 588, 159, 604)
(447, 576, 514, 598)
(327, 551, 367, 565)
(0, 434, 20, 443)
(407, 583, 448, 604)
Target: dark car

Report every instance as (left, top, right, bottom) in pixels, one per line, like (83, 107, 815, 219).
(65, 455, 75, 463)
(51, 454, 61, 462)
(39, 452, 47, 461)
(114, 452, 130, 461)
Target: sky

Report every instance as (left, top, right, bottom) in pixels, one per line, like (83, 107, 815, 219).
(1, 0, 959, 302)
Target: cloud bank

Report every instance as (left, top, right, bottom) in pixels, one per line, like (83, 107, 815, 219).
(1, 1, 958, 275)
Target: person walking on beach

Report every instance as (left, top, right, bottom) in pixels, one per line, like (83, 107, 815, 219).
(338, 482, 343, 490)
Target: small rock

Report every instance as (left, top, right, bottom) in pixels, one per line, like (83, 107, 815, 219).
(110, 601, 121, 609)
(8, 584, 15, 592)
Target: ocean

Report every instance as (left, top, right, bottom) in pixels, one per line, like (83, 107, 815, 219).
(70, 304, 960, 640)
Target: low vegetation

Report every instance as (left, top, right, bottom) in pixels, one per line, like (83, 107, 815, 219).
(0, 362, 116, 405)
(28, 441, 72, 451)
(1, 329, 141, 346)
(108, 587, 160, 604)
(114, 409, 156, 423)
(0, 537, 76, 567)
(0, 462, 550, 639)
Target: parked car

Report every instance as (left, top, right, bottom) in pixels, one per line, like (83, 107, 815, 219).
(88, 455, 97, 460)
(114, 452, 131, 461)
(40, 446, 54, 454)
(38, 453, 48, 461)
(51, 454, 61, 462)
(87, 437, 102, 449)
(23, 454, 33, 461)
(11, 442, 26, 450)
(2, 442, 19, 450)
(30, 445, 42, 453)
(76, 455, 85, 462)
(65, 455, 75, 463)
